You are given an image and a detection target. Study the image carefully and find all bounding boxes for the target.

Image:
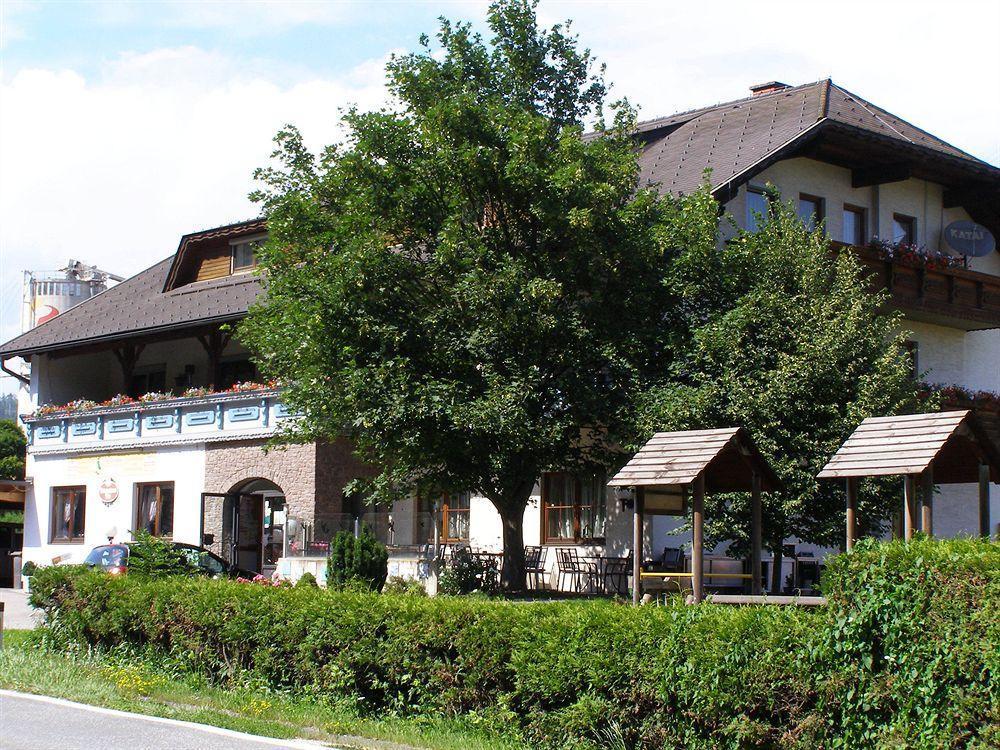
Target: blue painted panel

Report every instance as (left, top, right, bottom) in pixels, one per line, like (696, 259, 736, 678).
(228, 406, 260, 423)
(185, 410, 216, 427)
(143, 414, 175, 430)
(106, 418, 135, 434)
(274, 403, 301, 418)
(35, 424, 62, 440)
(70, 421, 98, 437)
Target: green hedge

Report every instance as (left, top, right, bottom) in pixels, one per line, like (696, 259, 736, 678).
(28, 537, 999, 749)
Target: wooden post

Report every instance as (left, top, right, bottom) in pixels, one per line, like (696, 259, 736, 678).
(845, 477, 858, 551)
(920, 466, 934, 537)
(632, 488, 644, 606)
(980, 463, 992, 538)
(751, 473, 762, 595)
(691, 473, 705, 604)
(903, 475, 917, 541)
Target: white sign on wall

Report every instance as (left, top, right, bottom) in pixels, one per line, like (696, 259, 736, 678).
(99, 477, 120, 505)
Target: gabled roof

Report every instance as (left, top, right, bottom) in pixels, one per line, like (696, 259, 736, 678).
(609, 427, 780, 492)
(635, 79, 998, 198)
(818, 410, 1000, 483)
(0, 220, 266, 358)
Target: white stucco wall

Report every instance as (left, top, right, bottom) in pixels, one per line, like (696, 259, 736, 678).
(22, 445, 207, 566)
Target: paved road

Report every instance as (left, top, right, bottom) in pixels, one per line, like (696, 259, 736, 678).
(0, 691, 334, 749)
(0, 589, 39, 631)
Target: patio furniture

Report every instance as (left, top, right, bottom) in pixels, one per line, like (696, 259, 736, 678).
(524, 545, 546, 589)
(555, 548, 599, 593)
(602, 550, 632, 596)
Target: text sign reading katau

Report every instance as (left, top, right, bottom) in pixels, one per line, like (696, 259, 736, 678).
(943, 221, 995, 257)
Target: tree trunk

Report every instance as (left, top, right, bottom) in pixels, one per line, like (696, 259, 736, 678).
(500, 511, 526, 592)
(769, 544, 784, 594)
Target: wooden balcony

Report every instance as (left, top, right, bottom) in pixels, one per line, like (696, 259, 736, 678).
(23, 388, 297, 455)
(848, 245, 1000, 331)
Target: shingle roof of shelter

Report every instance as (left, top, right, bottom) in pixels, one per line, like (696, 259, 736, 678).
(818, 410, 1000, 483)
(609, 427, 780, 493)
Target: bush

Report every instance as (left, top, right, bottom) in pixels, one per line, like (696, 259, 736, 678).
(126, 530, 197, 578)
(27, 538, 1000, 748)
(295, 571, 318, 588)
(383, 575, 427, 596)
(326, 526, 388, 592)
(438, 548, 500, 596)
(20, 560, 37, 577)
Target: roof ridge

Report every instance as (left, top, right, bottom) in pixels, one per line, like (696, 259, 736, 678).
(634, 79, 831, 134)
(829, 82, 987, 165)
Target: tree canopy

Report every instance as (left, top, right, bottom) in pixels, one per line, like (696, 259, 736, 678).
(243, 0, 919, 590)
(0, 419, 26, 480)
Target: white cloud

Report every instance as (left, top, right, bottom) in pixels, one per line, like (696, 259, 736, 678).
(0, 45, 392, 349)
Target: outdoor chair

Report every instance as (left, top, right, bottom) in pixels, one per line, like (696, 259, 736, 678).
(602, 550, 632, 597)
(524, 545, 546, 590)
(556, 547, 599, 593)
(643, 546, 685, 573)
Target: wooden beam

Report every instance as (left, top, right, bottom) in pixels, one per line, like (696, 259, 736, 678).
(852, 163, 910, 188)
(751, 473, 762, 594)
(691, 473, 705, 604)
(903, 474, 917, 541)
(980, 463, 992, 538)
(632, 488, 644, 606)
(920, 465, 934, 537)
(845, 477, 858, 551)
(111, 342, 144, 391)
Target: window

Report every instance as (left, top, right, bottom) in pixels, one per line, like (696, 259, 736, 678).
(746, 188, 770, 232)
(797, 194, 824, 231)
(219, 358, 257, 389)
(419, 492, 471, 543)
(128, 368, 166, 398)
(541, 473, 606, 544)
(135, 482, 174, 537)
(51, 486, 86, 543)
(231, 237, 264, 272)
(892, 214, 916, 245)
(842, 205, 866, 246)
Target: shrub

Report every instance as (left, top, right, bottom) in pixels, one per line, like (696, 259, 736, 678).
(326, 526, 388, 592)
(295, 572, 318, 588)
(126, 530, 197, 578)
(26, 538, 1000, 748)
(438, 548, 500, 596)
(383, 575, 427, 596)
(20, 560, 37, 577)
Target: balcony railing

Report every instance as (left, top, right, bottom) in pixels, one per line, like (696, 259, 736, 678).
(23, 388, 297, 454)
(849, 244, 1000, 331)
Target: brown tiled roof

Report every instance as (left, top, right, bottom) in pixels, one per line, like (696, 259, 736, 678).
(0, 221, 265, 357)
(636, 79, 995, 196)
(3, 81, 996, 358)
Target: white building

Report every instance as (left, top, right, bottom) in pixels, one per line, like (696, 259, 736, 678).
(2, 80, 997, 591)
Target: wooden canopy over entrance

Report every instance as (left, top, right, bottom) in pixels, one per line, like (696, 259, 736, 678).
(609, 427, 780, 604)
(818, 410, 1000, 547)
(0, 480, 28, 505)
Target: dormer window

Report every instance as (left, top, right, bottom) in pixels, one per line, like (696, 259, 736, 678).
(231, 235, 265, 273)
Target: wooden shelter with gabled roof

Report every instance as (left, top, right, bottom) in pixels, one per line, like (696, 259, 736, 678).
(818, 410, 1000, 548)
(609, 427, 781, 604)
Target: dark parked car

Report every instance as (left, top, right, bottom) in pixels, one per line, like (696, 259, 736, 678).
(83, 542, 256, 579)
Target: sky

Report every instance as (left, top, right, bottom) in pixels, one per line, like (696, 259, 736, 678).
(1, 0, 999, 393)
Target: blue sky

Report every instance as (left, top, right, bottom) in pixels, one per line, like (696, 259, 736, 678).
(1, 0, 999, 392)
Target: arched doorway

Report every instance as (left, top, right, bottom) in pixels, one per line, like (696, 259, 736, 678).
(229, 478, 286, 576)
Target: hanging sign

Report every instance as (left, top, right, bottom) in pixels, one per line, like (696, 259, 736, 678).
(99, 477, 120, 505)
(942, 221, 995, 257)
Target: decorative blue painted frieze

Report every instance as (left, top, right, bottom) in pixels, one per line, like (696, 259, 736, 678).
(185, 410, 216, 426)
(106, 417, 136, 433)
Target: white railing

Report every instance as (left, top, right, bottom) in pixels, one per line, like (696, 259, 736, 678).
(23, 389, 297, 454)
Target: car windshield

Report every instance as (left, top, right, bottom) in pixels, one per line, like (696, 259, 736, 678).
(84, 545, 128, 568)
(176, 546, 226, 576)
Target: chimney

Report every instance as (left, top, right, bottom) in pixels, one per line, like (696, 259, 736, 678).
(750, 81, 790, 97)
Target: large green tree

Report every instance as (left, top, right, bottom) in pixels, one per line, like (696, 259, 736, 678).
(243, 0, 681, 589)
(638, 196, 921, 589)
(0, 419, 26, 480)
